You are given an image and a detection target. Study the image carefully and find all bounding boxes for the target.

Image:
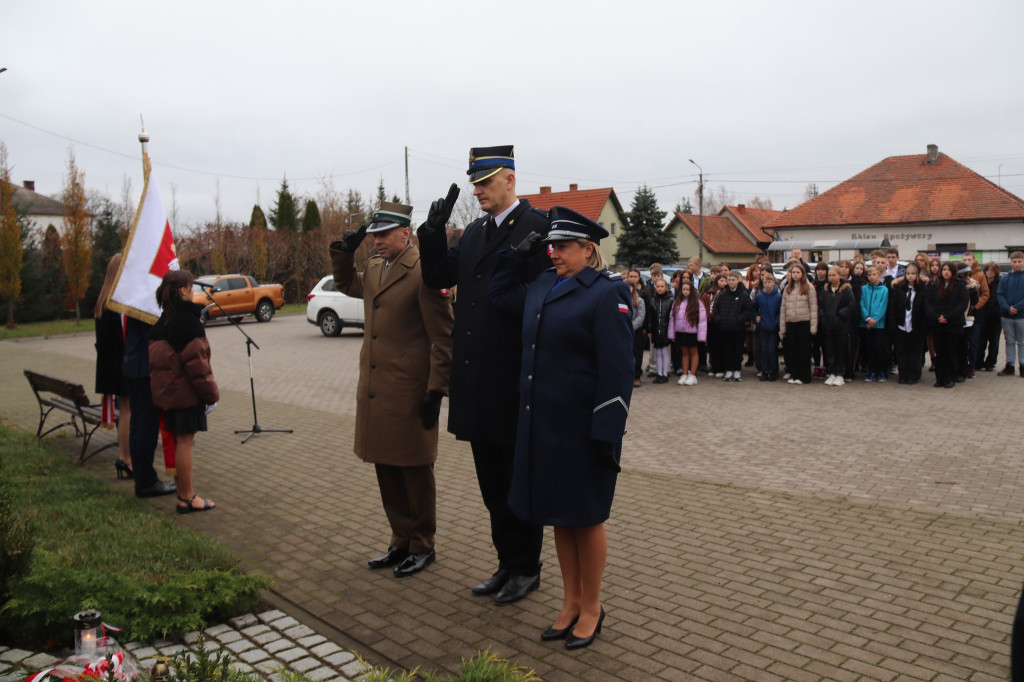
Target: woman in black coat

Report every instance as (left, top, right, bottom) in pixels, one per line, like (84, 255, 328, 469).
(818, 266, 857, 384)
(93, 253, 133, 479)
(888, 264, 927, 384)
(924, 262, 968, 388)
(490, 207, 633, 650)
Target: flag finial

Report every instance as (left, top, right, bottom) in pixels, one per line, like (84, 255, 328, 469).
(138, 115, 150, 177)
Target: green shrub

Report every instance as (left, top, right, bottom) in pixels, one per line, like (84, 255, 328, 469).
(0, 424, 272, 645)
(0, 452, 36, 605)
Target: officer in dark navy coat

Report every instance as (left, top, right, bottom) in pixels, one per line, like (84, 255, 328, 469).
(489, 206, 634, 650)
(417, 145, 550, 604)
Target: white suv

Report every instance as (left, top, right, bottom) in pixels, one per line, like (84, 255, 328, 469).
(306, 276, 365, 336)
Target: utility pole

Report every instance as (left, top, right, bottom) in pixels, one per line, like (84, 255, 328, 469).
(689, 159, 704, 262)
(404, 146, 410, 204)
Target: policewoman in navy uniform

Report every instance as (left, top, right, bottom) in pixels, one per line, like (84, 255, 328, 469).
(489, 207, 634, 650)
(418, 146, 551, 604)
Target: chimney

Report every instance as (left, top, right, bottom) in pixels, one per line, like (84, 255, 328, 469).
(569, 183, 578, 192)
(926, 144, 939, 164)
(737, 203, 746, 210)
(22, 180, 35, 192)
(540, 186, 551, 194)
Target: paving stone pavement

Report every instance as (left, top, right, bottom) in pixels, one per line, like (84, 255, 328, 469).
(0, 610, 367, 682)
(2, 314, 1023, 680)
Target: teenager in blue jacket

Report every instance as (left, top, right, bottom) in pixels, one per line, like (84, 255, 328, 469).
(860, 266, 890, 382)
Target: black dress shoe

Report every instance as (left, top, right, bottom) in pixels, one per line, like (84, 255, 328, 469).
(494, 573, 540, 604)
(541, 616, 578, 641)
(471, 568, 510, 596)
(368, 546, 409, 569)
(393, 550, 435, 578)
(135, 480, 176, 498)
(566, 607, 605, 650)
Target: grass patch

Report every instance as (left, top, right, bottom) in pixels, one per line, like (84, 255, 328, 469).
(0, 318, 95, 340)
(0, 423, 272, 647)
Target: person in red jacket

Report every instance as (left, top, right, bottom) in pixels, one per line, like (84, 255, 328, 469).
(149, 270, 220, 514)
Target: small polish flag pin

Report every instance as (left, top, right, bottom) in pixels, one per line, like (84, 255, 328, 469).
(618, 303, 629, 314)
(439, 288, 449, 295)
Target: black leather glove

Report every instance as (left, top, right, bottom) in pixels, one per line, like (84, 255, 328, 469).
(334, 225, 368, 254)
(418, 183, 460, 239)
(594, 440, 621, 472)
(510, 231, 545, 259)
(418, 391, 444, 429)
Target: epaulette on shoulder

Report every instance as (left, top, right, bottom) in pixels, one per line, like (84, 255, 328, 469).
(602, 269, 623, 280)
(529, 207, 548, 219)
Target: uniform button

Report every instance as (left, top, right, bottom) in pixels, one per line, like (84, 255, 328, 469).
(527, 375, 533, 382)
(470, 302, 476, 308)
(525, 405, 530, 412)
(466, 331, 471, 336)
(464, 360, 470, 365)
(374, 302, 380, 309)
(531, 344, 536, 350)
(536, 314, 541, 320)
(476, 274, 482, 280)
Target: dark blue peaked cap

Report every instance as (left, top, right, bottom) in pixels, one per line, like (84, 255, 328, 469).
(467, 145, 515, 183)
(543, 206, 609, 244)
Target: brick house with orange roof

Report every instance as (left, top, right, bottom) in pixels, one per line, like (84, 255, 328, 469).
(518, 184, 629, 264)
(719, 204, 782, 252)
(766, 145, 1024, 263)
(663, 212, 762, 266)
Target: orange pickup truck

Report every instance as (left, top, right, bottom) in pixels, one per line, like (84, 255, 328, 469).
(191, 274, 286, 324)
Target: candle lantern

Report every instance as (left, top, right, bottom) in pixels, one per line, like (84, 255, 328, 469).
(73, 609, 102, 655)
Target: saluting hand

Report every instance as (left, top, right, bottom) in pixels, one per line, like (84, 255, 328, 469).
(418, 183, 460, 239)
(333, 225, 368, 254)
(510, 231, 545, 259)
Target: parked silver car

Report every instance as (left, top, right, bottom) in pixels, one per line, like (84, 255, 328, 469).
(306, 276, 365, 336)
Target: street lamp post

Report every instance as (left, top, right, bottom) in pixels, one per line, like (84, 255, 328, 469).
(689, 159, 704, 262)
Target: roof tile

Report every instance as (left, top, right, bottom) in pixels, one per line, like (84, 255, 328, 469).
(666, 214, 761, 254)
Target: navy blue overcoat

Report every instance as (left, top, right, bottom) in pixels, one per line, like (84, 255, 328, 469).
(490, 254, 634, 527)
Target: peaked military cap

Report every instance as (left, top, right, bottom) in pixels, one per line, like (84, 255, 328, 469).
(467, 145, 515, 183)
(366, 200, 413, 233)
(543, 206, 609, 244)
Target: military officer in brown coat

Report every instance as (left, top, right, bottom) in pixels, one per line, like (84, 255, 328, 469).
(330, 201, 454, 577)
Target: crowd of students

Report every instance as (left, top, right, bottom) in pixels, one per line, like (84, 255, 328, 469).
(623, 248, 1024, 388)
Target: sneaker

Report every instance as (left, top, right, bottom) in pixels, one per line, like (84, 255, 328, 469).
(707, 371, 715, 377)
(782, 372, 792, 380)
(715, 372, 725, 378)
(674, 368, 684, 376)
(791, 378, 803, 385)
(723, 371, 733, 381)
(677, 375, 688, 385)
(686, 374, 698, 386)
(864, 374, 874, 382)
(787, 378, 796, 384)
(824, 375, 836, 386)
(878, 376, 887, 383)
(832, 376, 845, 386)
(734, 374, 742, 382)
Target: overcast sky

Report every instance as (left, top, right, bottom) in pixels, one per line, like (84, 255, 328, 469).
(3, 0, 1023, 230)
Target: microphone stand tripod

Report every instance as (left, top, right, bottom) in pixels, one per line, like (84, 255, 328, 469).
(200, 286, 293, 444)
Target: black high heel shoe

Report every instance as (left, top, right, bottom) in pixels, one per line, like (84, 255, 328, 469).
(541, 615, 579, 641)
(565, 607, 605, 650)
(115, 460, 133, 480)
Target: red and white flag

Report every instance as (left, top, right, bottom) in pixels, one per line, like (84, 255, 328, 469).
(107, 166, 178, 323)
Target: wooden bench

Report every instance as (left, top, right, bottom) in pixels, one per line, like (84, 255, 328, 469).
(23, 369, 118, 465)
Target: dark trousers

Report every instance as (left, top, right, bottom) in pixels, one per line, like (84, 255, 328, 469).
(894, 329, 924, 383)
(125, 376, 160, 491)
(720, 330, 745, 372)
(670, 342, 682, 373)
(966, 318, 983, 371)
(811, 331, 823, 368)
(824, 329, 850, 378)
(470, 440, 543, 576)
(1013, 578, 1024, 681)
(845, 326, 859, 379)
(979, 312, 1002, 368)
(375, 463, 436, 554)
(632, 330, 646, 379)
(758, 330, 778, 372)
(786, 321, 812, 383)
(864, 328, 888, 377)
(933, 328, 960, 385)
(697, 340, 708, 371)
(707, 326, 720, 373)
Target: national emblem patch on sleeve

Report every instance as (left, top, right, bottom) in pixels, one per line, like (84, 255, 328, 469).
(618, 303, 630, 314)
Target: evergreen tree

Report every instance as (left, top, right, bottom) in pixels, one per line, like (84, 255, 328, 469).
(301, 199, 321, 232)
(615, 185, 678, 267)
(673, 197, 694, 215)
(83, 201, 121, 316)
(268, 177, 298, 231)
(250, 204, 268, 281)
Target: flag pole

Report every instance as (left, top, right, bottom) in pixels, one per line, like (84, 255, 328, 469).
(139, 116, 151, 180)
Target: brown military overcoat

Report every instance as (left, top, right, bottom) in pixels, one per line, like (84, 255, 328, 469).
(331, 243, 453, 466)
